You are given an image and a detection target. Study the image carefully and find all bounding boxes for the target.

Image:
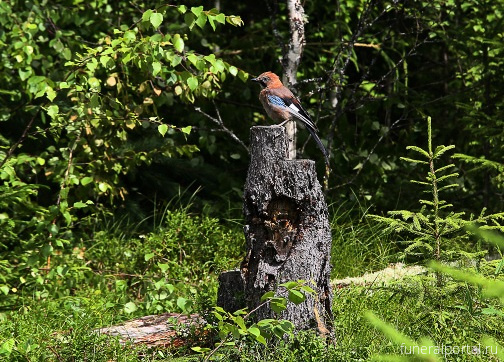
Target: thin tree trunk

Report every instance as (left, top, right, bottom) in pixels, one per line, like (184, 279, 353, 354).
(283, 0, 307, 160)
(283, 0, 306, 87)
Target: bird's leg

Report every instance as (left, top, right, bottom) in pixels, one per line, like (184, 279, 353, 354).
(278, 119, 290, 127)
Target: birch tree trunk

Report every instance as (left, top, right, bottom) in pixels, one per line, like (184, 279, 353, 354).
(282, 0, 306, 160)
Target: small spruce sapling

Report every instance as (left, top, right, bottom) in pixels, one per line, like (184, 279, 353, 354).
(370, 117, 504, 285)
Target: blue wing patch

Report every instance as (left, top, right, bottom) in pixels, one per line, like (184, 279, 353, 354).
(267, 95, 287, 108)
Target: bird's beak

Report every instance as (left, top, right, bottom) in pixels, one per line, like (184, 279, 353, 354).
(252, 77, 266, 88)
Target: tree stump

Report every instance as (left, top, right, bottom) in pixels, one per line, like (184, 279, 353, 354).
(218, 125, 333, 335)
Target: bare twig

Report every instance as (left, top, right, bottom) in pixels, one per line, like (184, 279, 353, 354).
(318, 0, 429, 189)
(204, 335, 231, 362)
(47, 344, 64, 362)
(0, 107, 41, 170)
(334, 117, 402, 190)
(55, 133, 81, 207)
(265, 0, 284, 61)
(194, 103, 249, 152)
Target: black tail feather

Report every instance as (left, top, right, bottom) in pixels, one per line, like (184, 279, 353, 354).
(305, 125, 330, 165)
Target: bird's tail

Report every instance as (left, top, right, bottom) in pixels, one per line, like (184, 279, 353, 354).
(305, 125, 330, 166)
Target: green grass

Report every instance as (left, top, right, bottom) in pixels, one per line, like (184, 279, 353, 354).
(330, 201, 397, 278)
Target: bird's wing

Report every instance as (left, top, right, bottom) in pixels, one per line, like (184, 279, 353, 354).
(267, 94, 329, 164)
(266, 94, 318, 131)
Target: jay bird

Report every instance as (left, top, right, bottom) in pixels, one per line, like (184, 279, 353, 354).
(252, 71, 329, 164)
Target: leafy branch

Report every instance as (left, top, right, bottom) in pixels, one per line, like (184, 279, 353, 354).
(192, 280, 315, 361)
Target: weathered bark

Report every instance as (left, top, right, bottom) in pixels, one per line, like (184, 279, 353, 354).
(97, 313, 205, 347)
(237, 125, 333, 334)
(216, 270, 245, 313)
(283, 0, 306, 88)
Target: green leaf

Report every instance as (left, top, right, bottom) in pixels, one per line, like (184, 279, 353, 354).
(184, 12, 195, 29)
(191, 6, 204, 17)
(481, 307, 504, 317)
(98, 182, 108, 192)
(248, 325, 260, 337)
(360, 81, 376, 92)
(0, 285, 9, 295)
(100, 55, 111, 68)
(187, 76, 198, 91)
(86, 58, 98, 72)
(19, 68, 32, 81)
(150, 13, 163, 29)
(47, 105, 59, 119)
(73, 201, 87, 208)
(47, 224, 59, 237)
(46, 87, 56, 102)
(152, 61, 162, 76)
(279, 281, 298, 289)
(300, 285, 316, 294)
(279, 320, 294, 333)
(436, 173, 459, 183)
(195, 14, 207, 29)
(144, 252, 155, 261)
(260, 291, 275, 301)
(88, 77, 100, 88)
(215, 13, 226, 24)
(255, 334, 267, 345)
(208, 15, 216, 31)
(433, 145, 455, 158)
(0, 338, 15, 356)
(234, 316, 246, 330)
(400, 157, 428, 164)
(288, 289, 306, 304)
(238, 70, 249, 82)
(181, 126, 192, 135)
(158, 124, 168, 137)
(229, 65, 238, 76)
(172, 34, 184, 52)
(270, 298, 287, 313)
(204, 54, 216, 64)
(191, 346, 211, 354)
(124, 302, 137, 313)
(81, 177, 93, 186)
(142, 9, 153, 22)
(434, 164, 456, 173)
(158, 263, 169, 272)
(177, 296, 188, 311)
(178, 5, 187, 14)
(187, 53, 199, 66)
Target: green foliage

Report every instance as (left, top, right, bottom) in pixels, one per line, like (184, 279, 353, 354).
(192, 281, 313, 360)
(0, 1, 246, 280)
(0, 298, 128, 361)
(453, 153, 504, 192)
(0, 207, 244, 317)
(370, 118, 504, 266)
(366, 227, 504, 361)
(0, 1, 246, 311)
